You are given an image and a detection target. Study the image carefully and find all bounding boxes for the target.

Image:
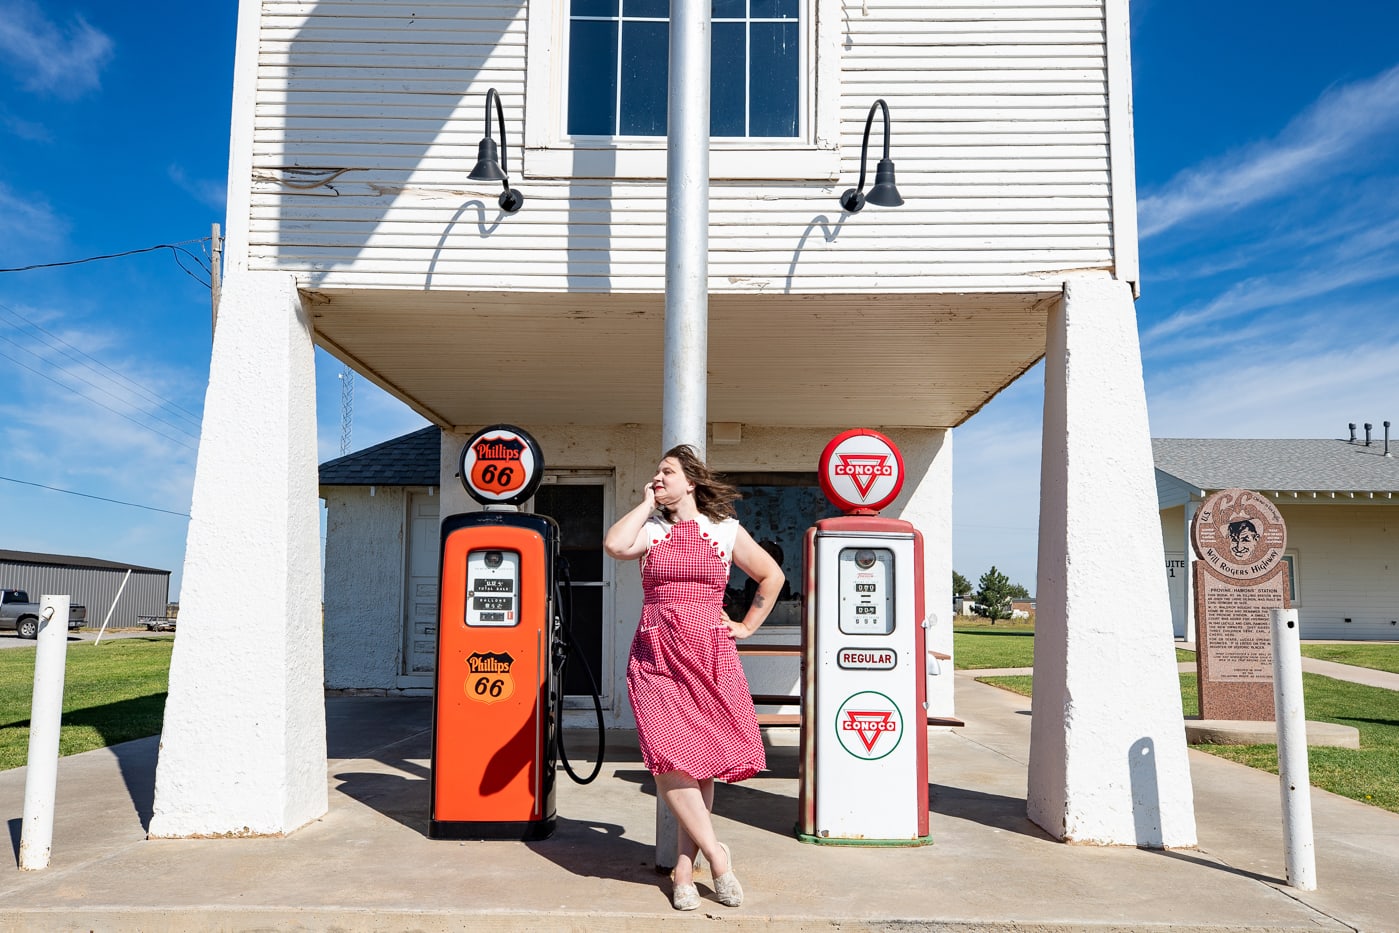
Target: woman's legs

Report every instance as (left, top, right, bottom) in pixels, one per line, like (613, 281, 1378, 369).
(674, 777, 715, 881)
(656, 771, 729, 885)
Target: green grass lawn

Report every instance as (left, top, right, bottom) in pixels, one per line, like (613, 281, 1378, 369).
(1299, 642, 1399, 675)
(977, 668, 1399, 814)
(955, 621, 1195, 670)
(0, 637, 173, 771)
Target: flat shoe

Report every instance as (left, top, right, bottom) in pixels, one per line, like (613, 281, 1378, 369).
(672, 881, 700, 911)
(713, 843, 743, 907)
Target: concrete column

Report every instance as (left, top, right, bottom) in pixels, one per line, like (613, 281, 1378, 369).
(150, 269, 327, 837)
(1027, 274, 1197, 847)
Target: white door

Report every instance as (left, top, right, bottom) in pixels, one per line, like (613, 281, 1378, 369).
(403, 492, 441, 675)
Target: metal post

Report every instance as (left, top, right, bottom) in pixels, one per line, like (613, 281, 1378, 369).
(20, 595, 70, 870)
(655, 0, 711, 871)
(94, 568, 132, 646)
(661, 0, 710, 459)
(1270, 607, 1317, 890)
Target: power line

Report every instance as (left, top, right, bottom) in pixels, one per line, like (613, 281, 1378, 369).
(0, 301, 204, 434)
(0, 345, 198, 451)
(0, 475, 190, 518)
(0, 239, 213, 289)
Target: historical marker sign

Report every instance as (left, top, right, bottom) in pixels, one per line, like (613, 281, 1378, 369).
(1190, 488, 1290, 721)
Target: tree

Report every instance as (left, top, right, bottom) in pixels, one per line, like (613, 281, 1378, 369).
(952, 570, 972, 598)
(1006, 582, 1030, 600)
(975, 566, 1015, 622)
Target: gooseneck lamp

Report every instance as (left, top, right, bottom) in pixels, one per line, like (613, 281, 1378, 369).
(840, 99, 904, 214)
(469, 88, 525, 214)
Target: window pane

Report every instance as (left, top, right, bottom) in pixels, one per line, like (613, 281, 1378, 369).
(710, 22, 745, 136)
(568, 21, 619, 135)
(751, 0, 798, 18)
(572, 0, 618, 16)
(620, 21, 669, 135)
(625, 0, 669, 17)
(750, 22, 799, 136)
(712, 0, 746, 19)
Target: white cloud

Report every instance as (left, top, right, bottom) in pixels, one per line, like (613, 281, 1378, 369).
(1143, 213, 1399, 345)
(0, 180, 67, 245)
(168, 163, 227, 211)
(1138, 63, 1399, 239)
(0, 0, 114, 99)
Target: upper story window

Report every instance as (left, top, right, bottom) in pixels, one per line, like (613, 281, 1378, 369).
(566, 0, 802, 140)
(525, 0, 839, 179)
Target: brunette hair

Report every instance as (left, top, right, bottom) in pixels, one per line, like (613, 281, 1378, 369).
(661, 444, 740, 523)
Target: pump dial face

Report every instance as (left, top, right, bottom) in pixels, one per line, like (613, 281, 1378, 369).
(459, 424, 545, 505)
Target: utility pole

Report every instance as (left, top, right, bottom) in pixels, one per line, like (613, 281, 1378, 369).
(210, 222, 223, 334)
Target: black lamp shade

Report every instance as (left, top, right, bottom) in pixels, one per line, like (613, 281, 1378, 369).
(468, 137, 506, 182)
(865, 158, 903, 207)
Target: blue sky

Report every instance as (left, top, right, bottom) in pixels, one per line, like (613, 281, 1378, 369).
(2, 1, 1397, 598)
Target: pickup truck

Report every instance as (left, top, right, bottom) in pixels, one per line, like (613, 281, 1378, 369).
(1, 589, 88, 639)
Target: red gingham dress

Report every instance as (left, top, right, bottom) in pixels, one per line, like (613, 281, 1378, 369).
(626, 515, 766, 782)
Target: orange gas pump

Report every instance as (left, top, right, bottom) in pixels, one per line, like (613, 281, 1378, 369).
(430, 425, 560, 840)
(429, 425, 605, 841)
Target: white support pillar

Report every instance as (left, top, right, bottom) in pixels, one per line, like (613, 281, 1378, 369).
(1027, 274, 1197, 847)
(149, 269, 327, 838)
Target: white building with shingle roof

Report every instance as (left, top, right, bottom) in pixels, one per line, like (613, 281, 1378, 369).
(1155, 433, 1399, 640)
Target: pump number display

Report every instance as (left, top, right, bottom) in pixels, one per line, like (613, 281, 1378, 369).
(465, 549, 520, 626)
(838, 547, 894, 635)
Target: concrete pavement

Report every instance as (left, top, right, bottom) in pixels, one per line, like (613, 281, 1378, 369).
(2, 673, 1397, 931)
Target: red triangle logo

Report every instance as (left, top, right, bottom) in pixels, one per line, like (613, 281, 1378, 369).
(835, 454, 890, 499)
(843, 710, 894, 753)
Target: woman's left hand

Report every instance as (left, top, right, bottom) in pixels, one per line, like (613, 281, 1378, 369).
(722, 615, 752, 640)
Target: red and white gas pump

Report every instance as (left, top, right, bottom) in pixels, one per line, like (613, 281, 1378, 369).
(430, 424, 560, 840)
(797, 428, 931, 846)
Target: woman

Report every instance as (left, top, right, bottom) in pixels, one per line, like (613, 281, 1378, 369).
(604, 445, 785, 910)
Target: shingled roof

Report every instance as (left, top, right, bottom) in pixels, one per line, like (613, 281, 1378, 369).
(1153, 437, 1399, 496)
(319, 426, 441, 486)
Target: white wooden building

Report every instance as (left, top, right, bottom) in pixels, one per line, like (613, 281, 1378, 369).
(153, 0, 1197, 850)
(1156, 436, 1399, 641)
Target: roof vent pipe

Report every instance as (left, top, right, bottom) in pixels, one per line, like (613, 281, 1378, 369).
(1348, 423, 1356, 443)
(1365, 423, 1373, 446)
(1386, 421, 1391, 458)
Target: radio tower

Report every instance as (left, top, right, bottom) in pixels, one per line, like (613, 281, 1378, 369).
(338, 367, 354, 455)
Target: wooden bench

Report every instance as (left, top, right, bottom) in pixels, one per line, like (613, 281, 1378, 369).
(738, 642, 964, 728)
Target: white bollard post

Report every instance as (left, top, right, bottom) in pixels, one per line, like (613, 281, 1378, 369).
(1270, 608, 1316, 890)
(20, 595, 71, 871)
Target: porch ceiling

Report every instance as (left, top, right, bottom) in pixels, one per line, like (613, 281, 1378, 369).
(303, 288, 1056, 430)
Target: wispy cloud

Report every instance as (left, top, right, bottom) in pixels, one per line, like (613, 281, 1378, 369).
(1143, 212, 1399, 344)
(0, 0, 114, 99)
(1138, 63, 1399, 239)
(168, 164, 227, 212)
(0, 180, 67, 245)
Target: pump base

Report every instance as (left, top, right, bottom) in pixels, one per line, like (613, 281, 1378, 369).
(429, 818, 556, 841)
(795, 830, 933, 847)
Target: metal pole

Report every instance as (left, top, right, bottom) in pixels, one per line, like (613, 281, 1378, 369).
(93, 568, 132, 646)
(661, 0, 710, 460)
(20, 595, 71, 870)
(655, 0, 711, 871)
(1270, 607, 1317, 890)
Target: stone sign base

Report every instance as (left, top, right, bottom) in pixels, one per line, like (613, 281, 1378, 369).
(1184, 718, 1360, 749)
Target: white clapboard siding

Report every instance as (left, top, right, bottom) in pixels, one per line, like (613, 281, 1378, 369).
(244, 0, 1124, 294)
(1280, 504, 1399, 640)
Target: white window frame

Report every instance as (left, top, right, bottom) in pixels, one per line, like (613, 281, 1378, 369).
(524, 0, 841, 180)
